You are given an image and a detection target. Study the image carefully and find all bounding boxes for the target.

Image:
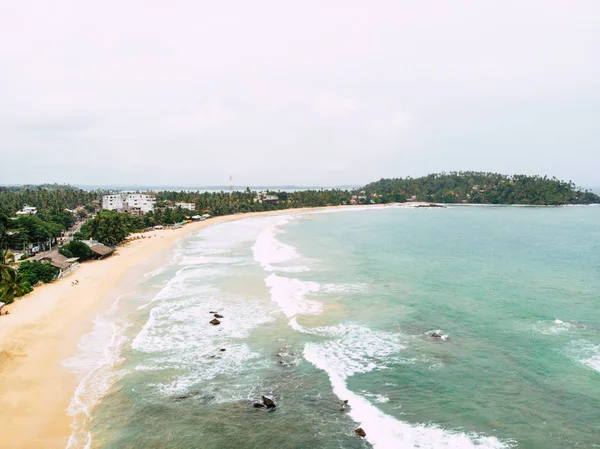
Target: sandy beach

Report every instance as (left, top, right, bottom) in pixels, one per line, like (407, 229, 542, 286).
(0, 204, 403, 449)
(0, 213, 255, 449)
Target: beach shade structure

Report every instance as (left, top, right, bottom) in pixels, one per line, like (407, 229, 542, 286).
(85, 242, 115, 259)
(32, 252, 75, 271)
(0, 302, 5, 311)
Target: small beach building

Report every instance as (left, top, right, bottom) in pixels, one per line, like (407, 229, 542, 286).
(85, 242, 114, 259)
(31, 253, 80, 278)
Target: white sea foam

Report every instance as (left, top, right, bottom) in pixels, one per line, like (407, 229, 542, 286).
(252, 215, 298, 271)
(303, 324, 511, 449)
(179, 255, 246, 265)
(568, 340, 600, 373)
(65, 296, 131, 449)
(137, 267, 217, 310)
(362, 392, 391, 403)
(264, 273, 323, 317)
(534, 319, 575, 335)
(426, 329, 449, 341)
(132, 283, 276, 395)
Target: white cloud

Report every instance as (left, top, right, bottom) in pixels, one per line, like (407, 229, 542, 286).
(0, 0, 599, 186)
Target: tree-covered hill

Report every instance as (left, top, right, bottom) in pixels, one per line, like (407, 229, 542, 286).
(364, 172, 600, 205)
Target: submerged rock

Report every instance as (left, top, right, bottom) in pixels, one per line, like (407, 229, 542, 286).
(220, 348, 226, 352)
(253, 402, 266, 408)
(209, 318, 221, 325)
(355, 427, 366, 438)
(261, 395, 276, 409)
(431, 332, 443, 338)
(209, 311, 217, 314)
(214, 313, 224, 318)
(174, 391, 201, 401)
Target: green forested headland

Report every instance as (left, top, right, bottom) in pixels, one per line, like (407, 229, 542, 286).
(364, 172, 600, 205)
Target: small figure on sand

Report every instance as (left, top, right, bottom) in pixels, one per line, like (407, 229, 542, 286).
(340, 399, 350, 411)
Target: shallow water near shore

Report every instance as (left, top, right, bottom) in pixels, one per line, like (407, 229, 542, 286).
(67, 206, 600, 448)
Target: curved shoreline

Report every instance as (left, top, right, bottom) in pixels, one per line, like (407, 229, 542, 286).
(0, 205, 405, 448)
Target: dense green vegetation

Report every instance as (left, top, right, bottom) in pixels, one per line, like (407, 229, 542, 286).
(0, 185, 100, 250)
(0, 250, 32, 304)
(76, 210, 144, 246)
(59, 241, 93, 261)
(364, 172, 600, 205)
(155, 189, 353, 215)
(0, 185, 99, 216)
(18, 260, 60, 286)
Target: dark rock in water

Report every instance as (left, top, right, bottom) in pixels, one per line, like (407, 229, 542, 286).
(431, 332, 443, 338)
(210, 318, 221, 325)
(253, 402, 266, 408)
(174, 391, 201, 401)
(262, 395, 276, 409)
(355, 427, 366, 438)
(220, 348, 226, 352)
(214, 313, 224, 318)
(209, 311, 217, 314)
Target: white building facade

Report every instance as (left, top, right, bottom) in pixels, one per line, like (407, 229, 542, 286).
(16, 205, 38, 215)
(175, 202, 195, 211)
(102, 195, 124, 210)
(102, 193, 155, 213)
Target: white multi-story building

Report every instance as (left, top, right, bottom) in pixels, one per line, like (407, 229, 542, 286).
(16, 205, 38, 215)
(102, 193, 155, 213)
(175, 202, 195, 211)
(102, 195, 124, 210)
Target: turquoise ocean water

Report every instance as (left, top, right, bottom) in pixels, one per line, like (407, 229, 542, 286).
(65, 205, 600, 449)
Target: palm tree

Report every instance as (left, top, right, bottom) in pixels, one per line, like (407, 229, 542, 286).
(0, 265, 32, 304)
(0, 249, 16, 281)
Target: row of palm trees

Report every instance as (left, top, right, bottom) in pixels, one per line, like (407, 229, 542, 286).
(0, 250, 32, 304)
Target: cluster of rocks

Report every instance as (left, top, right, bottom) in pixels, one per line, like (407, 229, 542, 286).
(253, 395, 276, 409)
(414, 204, 446, 208)
(209, 310, 224, 325)
(430, 331, 449, 341)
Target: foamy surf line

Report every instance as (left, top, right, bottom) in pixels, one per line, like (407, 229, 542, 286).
(64, 294, 133, 449)
(303, 345, 511, 449)
(250, 209, 512, 448)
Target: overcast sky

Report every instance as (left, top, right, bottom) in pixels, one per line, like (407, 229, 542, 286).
(1, 1, 599, 187)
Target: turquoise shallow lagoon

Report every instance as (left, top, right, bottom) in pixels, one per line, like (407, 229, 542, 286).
(67, 206, 600, 449)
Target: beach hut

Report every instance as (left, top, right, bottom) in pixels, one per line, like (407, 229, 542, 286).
(87, 242, 114, 259)
(0, 302, 5, 313)
(31, 253, 80, 278)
